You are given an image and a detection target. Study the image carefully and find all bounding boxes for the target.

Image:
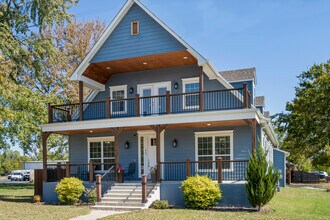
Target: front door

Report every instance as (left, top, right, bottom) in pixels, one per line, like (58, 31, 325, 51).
(139, 82, 170, 115)
(145, 137, 157, 175)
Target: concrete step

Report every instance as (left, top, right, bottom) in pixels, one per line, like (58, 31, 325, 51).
(101, 197, 143, 201)
(91, 205, 144, 211)
(96, 201, 145, 207)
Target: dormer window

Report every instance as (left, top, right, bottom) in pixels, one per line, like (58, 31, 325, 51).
(131, 21, 139, 35)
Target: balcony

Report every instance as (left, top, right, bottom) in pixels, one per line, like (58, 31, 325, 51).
(48, 86, 251, 124)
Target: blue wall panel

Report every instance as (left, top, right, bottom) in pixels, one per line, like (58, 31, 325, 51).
(91, 3, 186, 63)
(273, 149, 286, 187)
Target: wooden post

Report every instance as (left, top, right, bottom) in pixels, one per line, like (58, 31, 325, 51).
(65, 162, 70, 177)
(217, 157, 222, 183)
(243, 83, 248, 108)
(56, 162, 62, 181)
(106, 97, 111, 119)
(112, 128, 122, 182)
(150, 125, 167, 183)
(135, 94, 140, 116)
(166, 91, 171, 114)
(142, 174, 147, 203)
(199, 66, 204, 112)
(186, 159, 191, 178)
(96, 174, 102, 202)
(89, 161, 94, 183)
(42, 132, 51, 182)
(48, 103, 53, 123)
(67, 110, 71, 122)
(251, 119, 256, 153)
(79, 80, 83, 121)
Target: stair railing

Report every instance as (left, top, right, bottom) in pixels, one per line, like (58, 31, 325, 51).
(96, 165, 115, 202)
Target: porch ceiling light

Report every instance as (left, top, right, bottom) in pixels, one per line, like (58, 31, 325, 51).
(143, 62, 147, 65)
(106, 66, 111, 70)
(89, 130, 93, 133)
(125, 141, 130, 149)
(173, 139, 178, 148)
(206, 123, 211, 126)
(183, 56, 188, 59)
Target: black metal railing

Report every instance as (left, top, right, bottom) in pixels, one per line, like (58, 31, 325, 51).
(48, 87, 250, 123)
(159, 159, 248, 182)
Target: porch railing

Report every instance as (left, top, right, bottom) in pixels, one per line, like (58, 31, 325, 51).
(48, 86, 251, 123)
(159, 159, 248, 183)
(46, 162, 116, 182)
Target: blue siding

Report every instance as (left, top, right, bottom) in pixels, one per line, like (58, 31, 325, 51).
(273, 149, 286, 187)
(160, 182, 251, 207)
(91, 3, 186, 63)
(83, 65, 241, 120)
(230, 80, 254, 105)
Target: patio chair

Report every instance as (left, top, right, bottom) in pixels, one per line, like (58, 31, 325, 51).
(124, 162, 136, 180)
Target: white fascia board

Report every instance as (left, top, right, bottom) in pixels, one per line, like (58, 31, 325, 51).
(273, 148, 290, 156)
(41, 109, 259, 133)
(257, 111, 279, 147)
(80, 76, 105, 91)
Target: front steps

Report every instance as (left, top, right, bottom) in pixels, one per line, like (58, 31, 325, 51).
(92, 182, 160, 211)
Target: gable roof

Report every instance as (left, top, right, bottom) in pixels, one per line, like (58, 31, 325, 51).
(70, 0, 232, 91)
(264, 111, 270, 118)
(219, 68, 256, 85)
(255, 96, 265, 107)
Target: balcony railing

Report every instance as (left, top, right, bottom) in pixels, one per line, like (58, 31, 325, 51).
(48, 87, 251, 123)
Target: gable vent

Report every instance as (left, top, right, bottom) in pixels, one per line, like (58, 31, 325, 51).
(131, 21, 139, 35)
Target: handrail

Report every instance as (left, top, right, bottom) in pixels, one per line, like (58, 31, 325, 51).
(159, 159, 248, 164)
(101, 165, 115, 179)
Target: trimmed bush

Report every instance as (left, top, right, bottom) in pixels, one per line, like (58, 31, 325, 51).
(85, 187, 97, 204)
(150, 200, 170, 209)
(55, 177, 85, 205)
(181, 174, 221, 209)
(246, 144, 280, 211)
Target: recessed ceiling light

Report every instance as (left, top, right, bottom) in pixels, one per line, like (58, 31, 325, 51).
(106, 67, 111, 70)
(183, 56, 188, 59)
(206, 123, 211, 126)
(143, 62, 148, 65)
(89, 130, 93, 133)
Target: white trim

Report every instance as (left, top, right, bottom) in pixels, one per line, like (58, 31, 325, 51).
(87, 136, 115, 170)
(137, 130, 164, 178)
(41, 108, 260, 133)
(110, 85, 128, 114)
(182, 77, 200, 109)
(131, 20, 139, 35)
(194, 130, 234, 171)
(80, 75, 105, 91)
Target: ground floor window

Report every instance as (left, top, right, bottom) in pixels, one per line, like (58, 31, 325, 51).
(195, 131, 233, 170)
(88, 137, 115, 170)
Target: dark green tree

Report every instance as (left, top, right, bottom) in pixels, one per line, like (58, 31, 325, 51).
(245, 144, 280, 211)
(272, 62, 330, 170)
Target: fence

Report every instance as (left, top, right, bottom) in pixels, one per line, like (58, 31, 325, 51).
(291, 171, 320, 183)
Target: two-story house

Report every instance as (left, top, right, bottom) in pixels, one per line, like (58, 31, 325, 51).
(40, 0, 287, 209)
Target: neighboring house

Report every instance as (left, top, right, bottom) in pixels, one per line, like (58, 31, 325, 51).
(40, 0, 286, 209)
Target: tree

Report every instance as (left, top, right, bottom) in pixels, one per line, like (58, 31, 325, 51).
(245, 144, 280, 211)
(0, 0, 106, 158)
(0, 150, 31, 175)
(272, 62, 330, 170)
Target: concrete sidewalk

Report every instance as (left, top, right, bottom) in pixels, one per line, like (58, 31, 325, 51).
(70, 210, 127, 220)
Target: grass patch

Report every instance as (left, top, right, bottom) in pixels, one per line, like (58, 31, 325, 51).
(102, 187, 330, 220)
(0, 183, 90, 220)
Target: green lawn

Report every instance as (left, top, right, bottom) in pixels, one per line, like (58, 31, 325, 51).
(0, 184, 90, 220)
(102, 187, 330, 220)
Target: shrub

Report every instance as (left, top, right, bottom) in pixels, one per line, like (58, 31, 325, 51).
(326, 186, 330, 192)
(181, 174, 221, 209)
(55, 177, 85, 205)
(245, 144, 280, 211)
(84, 187, 97, 204)
(150, 200, 169, 209)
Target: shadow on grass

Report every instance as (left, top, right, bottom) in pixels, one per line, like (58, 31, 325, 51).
(0, 184, 34, 203)
(0, 183, 34, 190)
(0, 195, 33, 203)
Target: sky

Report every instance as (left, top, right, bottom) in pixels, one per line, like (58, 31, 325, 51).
(70, 0, 330, 115)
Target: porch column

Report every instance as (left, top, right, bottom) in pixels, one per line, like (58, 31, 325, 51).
(199, 66, 204, 112)
(150, 124, 167, 182)
(111, 127, 122, 181)
(79, 80, 83, 121)
(42, 132, 51, 182)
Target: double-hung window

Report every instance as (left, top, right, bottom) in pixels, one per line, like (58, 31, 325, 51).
(195, 131, 233, 170)
(88, 137, 115, 170)
(110, 85, 127, 114)
(182, 77, 199, 109)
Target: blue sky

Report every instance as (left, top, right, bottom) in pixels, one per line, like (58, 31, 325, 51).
(70, 0, 330, 115)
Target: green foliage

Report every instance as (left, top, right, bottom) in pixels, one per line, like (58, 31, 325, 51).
(0, 150, 31, 175)
(271, 62, 330, 169)
(55, 177, 85, 205)
(181, 174, 221, 209)
(84, 187, 97, 204)
(150, 200, 170, 209)
(245, 144, 280, 211)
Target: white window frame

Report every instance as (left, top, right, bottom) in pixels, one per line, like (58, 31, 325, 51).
(194, 130, 234, 171)
(131, 20, 139, 35)
(110, 85, 127, 114)
(182, 77, 200, 109)
(87, 137, 115, 171)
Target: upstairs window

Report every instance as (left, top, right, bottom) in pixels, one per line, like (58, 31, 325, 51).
(131, 21, 139, 35)
(110, 85, 127, 114)
(182, 77, 200, 109)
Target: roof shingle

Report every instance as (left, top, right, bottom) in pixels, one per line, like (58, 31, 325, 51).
(219, 68, 256, 84)
(255, 96, 265, 107)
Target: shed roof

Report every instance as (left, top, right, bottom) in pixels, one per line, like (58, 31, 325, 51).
(219, 68, 256, 85)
